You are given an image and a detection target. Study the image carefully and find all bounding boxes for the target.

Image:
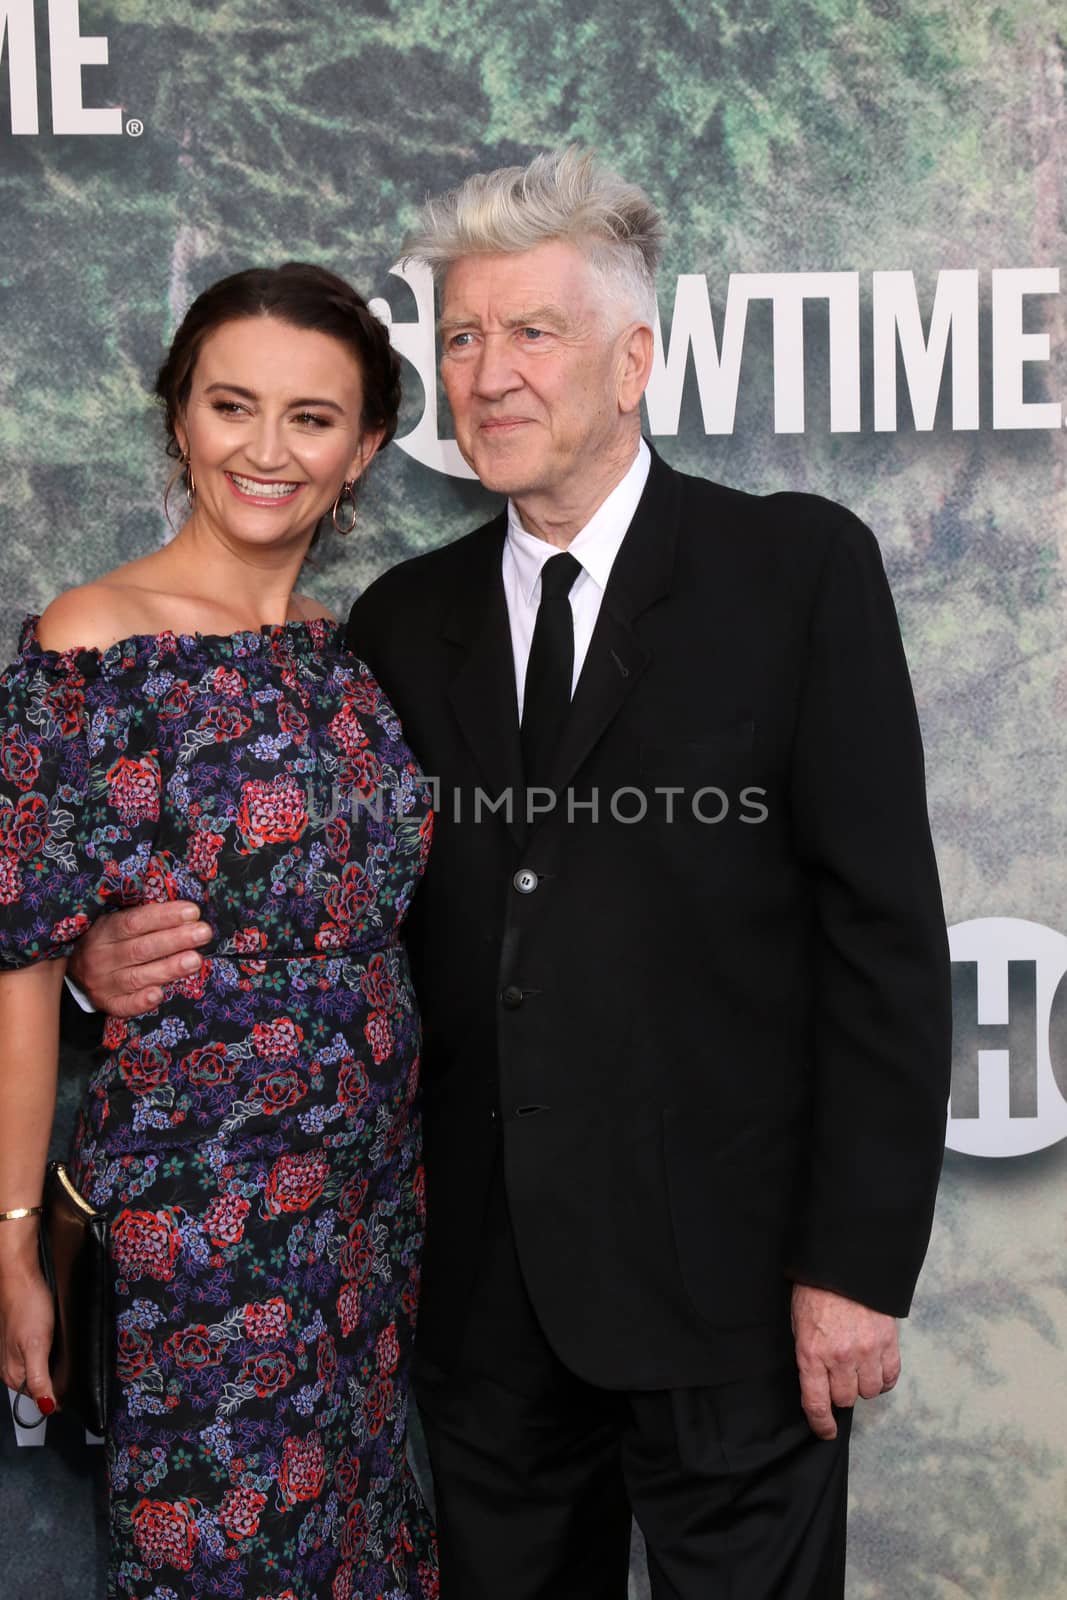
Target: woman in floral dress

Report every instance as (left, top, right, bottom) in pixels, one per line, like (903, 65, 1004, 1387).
(0, 265, 438, 1599)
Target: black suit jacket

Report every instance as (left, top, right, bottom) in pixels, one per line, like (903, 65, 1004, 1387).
(347, 448, 950, 1388)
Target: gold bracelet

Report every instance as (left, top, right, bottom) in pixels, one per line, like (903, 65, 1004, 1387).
(0, 1205, 43, 1222)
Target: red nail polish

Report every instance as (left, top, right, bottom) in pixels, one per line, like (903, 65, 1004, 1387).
(35, 1395, 55, 1415)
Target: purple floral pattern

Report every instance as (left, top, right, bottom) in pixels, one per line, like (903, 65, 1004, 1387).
(0, 617, 437, 1600)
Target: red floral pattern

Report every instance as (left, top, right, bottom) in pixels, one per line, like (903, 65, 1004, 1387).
(218, 1485, 268, 1541)
(163, 1324, 223, 1369)
(106, 752, 162, 824)
(116, 1323, 155, 1382)
(198, 705, 252, 741)
(0, 618, 436, 1597)
(131, 1497, 199, 1571)
(278, 1431, 327, 1505)
(243, 1296, 292, 1346)
(116, 1040, 172, 1095)
(0, 793, 50, 860)
(238, 1349, 295, 1395)
(181, 1042, 234, 1085)
(202, 1191, 250, 1245)
(111, 1207, 182, 1282)
(252, 1016, 304, 1060)
(263, 1149, 330, 1215)
(0, 852, 20, 904)
(186, 827, 225, 880)
(0, 724, 40, 789)
(235, 773, 308, 851)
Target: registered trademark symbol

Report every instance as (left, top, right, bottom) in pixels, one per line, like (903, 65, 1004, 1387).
(125, 118, 144, 137)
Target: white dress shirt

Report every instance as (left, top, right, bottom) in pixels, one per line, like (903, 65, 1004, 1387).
(503, 438, 651, 721)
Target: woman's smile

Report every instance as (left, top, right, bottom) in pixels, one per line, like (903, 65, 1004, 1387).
(225, 470, 305, 505)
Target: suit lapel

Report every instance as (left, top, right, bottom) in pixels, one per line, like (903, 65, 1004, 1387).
(443, 515, 527, 849)
(441, 450, 683, 845)
(545, 447, 681, 804)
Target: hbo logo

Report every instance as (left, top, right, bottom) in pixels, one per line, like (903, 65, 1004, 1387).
(947, 918, 1067, 1157)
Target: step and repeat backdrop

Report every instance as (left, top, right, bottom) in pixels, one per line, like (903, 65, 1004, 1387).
(1, 2, 1066, 1596)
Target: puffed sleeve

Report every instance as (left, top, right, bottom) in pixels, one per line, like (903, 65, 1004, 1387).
(0, 619, 161, 968)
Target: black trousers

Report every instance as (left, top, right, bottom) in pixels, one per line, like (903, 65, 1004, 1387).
(414, 1176, 851, 1600)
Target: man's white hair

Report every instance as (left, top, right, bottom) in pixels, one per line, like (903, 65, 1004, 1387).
(404, 146, 665, 327)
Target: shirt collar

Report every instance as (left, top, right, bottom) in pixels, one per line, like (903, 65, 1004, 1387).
(505, 438, 652, 605)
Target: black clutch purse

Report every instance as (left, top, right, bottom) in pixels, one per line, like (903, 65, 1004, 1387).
(36, 1160, 113, 1436)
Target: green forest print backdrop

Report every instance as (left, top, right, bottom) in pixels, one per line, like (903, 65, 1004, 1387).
(1, 2, 1066, 1596)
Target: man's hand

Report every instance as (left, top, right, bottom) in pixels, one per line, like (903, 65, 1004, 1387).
(68, 902, 212, 1018)
(791, 1283, 901, 1441)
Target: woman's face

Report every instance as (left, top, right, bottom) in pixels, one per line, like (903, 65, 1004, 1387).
(176, 315, 380, 553)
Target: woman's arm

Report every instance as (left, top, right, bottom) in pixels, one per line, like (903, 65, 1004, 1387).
(0, 958, 66, 1411)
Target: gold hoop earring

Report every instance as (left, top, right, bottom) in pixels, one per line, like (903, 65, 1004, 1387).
(181, 453, 196, 505)
(332, 480, 357, 536)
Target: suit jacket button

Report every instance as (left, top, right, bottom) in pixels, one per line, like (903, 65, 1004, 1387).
(501, 984, 524, 1009)
(513, 868, 539, 894)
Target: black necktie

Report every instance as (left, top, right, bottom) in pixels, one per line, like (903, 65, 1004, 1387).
(520, 551, 582, 791)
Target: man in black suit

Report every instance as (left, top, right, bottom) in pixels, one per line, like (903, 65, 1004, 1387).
(70, 148, 951, 1597)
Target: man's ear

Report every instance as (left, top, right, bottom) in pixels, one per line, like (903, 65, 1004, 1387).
(348, 427, 387, 484)
(617, 323, 655, 416)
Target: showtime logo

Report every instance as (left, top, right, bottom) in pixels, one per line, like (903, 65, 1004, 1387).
(1, 0, 126, 135)
(370, 262, 1065, 478)
(947, 919, 1067, 1158)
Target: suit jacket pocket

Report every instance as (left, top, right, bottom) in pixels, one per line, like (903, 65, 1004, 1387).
(662, 1106, 796, 1328)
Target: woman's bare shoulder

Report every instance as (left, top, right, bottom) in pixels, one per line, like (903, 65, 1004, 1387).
(291, 593, 338, 624)
(36, 579, 154, 653)
(36, 575, 337, 652)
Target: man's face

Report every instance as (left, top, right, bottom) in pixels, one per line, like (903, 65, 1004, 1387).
(439, 240, 637, 505)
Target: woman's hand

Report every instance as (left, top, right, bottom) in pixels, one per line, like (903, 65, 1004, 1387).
(0, 1239, 56, 1412)
(0, 958, 67, 1414)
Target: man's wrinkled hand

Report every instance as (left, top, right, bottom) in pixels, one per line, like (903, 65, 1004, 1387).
(68, 901, 212, 1018)
(790, 1283, 901, 1441)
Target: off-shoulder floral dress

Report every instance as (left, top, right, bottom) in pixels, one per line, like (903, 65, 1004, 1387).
(0, 616, 438, 1600)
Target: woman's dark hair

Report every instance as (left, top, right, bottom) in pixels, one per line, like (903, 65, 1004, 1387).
(155, 262, 402, 463)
